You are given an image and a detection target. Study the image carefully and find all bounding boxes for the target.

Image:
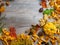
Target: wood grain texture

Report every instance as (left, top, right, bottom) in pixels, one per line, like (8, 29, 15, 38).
(4, 0, 43, 28)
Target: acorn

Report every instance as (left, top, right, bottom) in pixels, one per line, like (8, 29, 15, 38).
(39, 8, 43, 12)
(6, 1, 10, 6)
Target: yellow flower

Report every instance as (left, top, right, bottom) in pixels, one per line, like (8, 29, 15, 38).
(20, 33, 25, 39)
(43, 22, 57, 35)
(6, 32, 10, 35)
(26, 35, 30, 39)
(2, 28, 10, 35)
(49, 1, 55, 7)
(43, 14, 48, 20)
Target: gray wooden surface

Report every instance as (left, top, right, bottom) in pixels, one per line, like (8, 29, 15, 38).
(2, 0, 43, 34)
(4, 0, 43, 28)
(1, 0, 43, 34)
